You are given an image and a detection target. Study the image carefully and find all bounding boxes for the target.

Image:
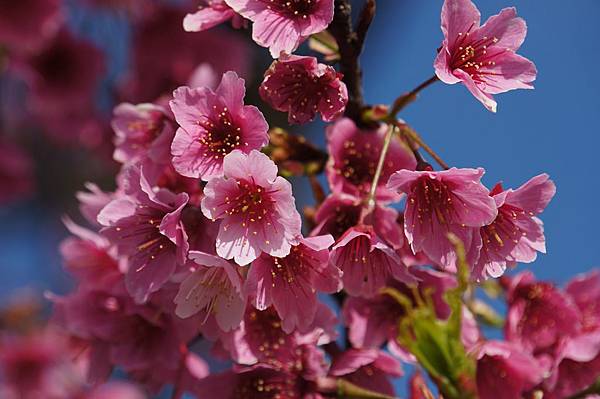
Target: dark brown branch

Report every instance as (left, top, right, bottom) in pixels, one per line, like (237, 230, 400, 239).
(329, 0, 375, 125)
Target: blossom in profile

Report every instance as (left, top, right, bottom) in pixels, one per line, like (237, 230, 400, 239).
(174, 251, 246, 332)
(259, 55, 348, 124)
(183, 1, 244, 32)
(329, 225, 413, 298)
(170, 71, 269, 180)
(111, 103, 175, 166)
(311, 193, 404, 248)
(327, 118, 416, 202)
(434, 0, 537, 112)
(343, 269, 457, 353)
(387, 167, 497, 270)
(476, 341, 545, 399)
(224, 0, 334, 57)
(97, 166, 189, 303)
(504, 272, 581, 352)
(475, 174, 555, 280)
(201, 150, 301, 265)
(244, 235, 341, 332)
(329, 349, 403, 397)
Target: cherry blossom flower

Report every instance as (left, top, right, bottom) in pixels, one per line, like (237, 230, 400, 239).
(476, 341, 545, 399)
(170, 71, 269, 180)
(566, 271, 600, 331)
(329, 349, 403, 397)
(183, 1, 244, 32)
(54, 284, 207, 394)
(174, 251, 246, 332)
(244, 235, 341, 333)
(111, 103, 175, 166)
(434, 0, 537, 112)
(474, 174, 556, 280)
(76, 183, 116, 227)
(329, 225, 413, 297)
(327, 118, 416, 202)
(387, 167, 497, 270)
(224, 0, 334, 57)
(504, 272, 581, 353)
(259, 54, 348, 124)
(201, 150, 302, 266)
(342, 269, 457, 352)
(97, 166, 189, 303)
(0, 331, 85, 399)
(214, 304, 337, 367)
(19, 29, 105, 113)
(311, 193, 404, 248)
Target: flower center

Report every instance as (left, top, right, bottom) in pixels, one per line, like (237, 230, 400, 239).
(339, 139, 379, 190)
(263, 0, 316, 19)
(411, 177, 460, 226)
(450, 31, 501, 75)
(222, 180, 276, 232)
(481, 204, 526, 250)
(198, 106, 242, 159)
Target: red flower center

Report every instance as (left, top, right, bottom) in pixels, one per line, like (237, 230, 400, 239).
(198, 106, 242, 159)
(263, 0, 316, 19)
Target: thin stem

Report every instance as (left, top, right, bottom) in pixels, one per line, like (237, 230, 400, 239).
(397, 123, 449, 170)
(389, 75, 439, 117)
(366, 123, 395, 209)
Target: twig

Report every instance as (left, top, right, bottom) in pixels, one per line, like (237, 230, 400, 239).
(329, 0, 375, 125)
(365, 124, 395, 209)
(396, 123, 449, 170)
(389, 75, 439, 117)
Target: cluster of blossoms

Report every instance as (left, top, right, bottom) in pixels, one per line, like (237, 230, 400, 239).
(0, 0, 597, 398)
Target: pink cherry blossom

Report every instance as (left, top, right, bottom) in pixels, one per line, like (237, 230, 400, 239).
(76, 183, 116, 227)
(343, 268, 457, 352)
(19, 29, 105, 113)
(329, 225, 413, 298)
(111, 103, 175, 166)
(97, 166, 189, 303)
(259, 54, 348, 124)
(224, 0, 334, 57)
(327, 118, 416, 202)
(183, 1, 244, 32)
(434, 0, 537, 112)
(505, 272, 582, 353)
(201, 150, 302, 266)
(476, 341, 545, 399)
(214, 303, 337, 367)
(329, 349, 403, 397)
(244, 235, 341, 333)
(170, 71, 269, 180)
(311, 193, 404, 248)
(174, 251, 246, 332)
(60, 218, 124, 291)
(475, 174, 556, 280)
(0, 331, 85, 399)
(566, 271, 600, 331)
(387, 167, 497, 270)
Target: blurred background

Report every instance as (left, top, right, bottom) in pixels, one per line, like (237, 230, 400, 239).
(0, 0, 598, 395)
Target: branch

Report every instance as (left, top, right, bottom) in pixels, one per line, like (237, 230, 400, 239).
(329, 0, 375, 125)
